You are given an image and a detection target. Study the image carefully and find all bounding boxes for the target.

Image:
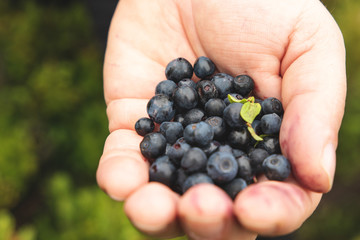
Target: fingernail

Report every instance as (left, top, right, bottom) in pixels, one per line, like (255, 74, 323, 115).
(321, 143, 336, 190)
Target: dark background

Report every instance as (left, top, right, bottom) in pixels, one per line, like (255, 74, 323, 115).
(0, 0, 359, 239)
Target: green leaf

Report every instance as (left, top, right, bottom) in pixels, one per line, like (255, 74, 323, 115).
(227, 94, 245, 103)
(240, 102, 261, 124)
(247, 124, 264, 141)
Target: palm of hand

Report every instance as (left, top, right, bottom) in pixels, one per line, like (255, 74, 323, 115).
(97, 0, 346, 239)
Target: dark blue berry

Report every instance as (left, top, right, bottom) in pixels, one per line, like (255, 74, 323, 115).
(181, 147, 207, 174)
(155, 80, 177, 98)
(167, 137, 191, 166)
(236, 155, 253, 181)
(178, 78, 197, 89)
(223, 102, 246, 129)
(261, 97, 283, 116)
(227, 127, 251, 150)
(251, 119, 263, 136)
(149, 155, 176, 187)
(182, 173, 214, 193)
(147, 94, 175, 124)
(218, 144, 233, 153)
(262, 154, 291, 181)
(233, 75, 255, 97)
(165, 57, 193, 83)
(205, 116, 227, 140)
(260, 113, 282, 135)
(232, 149, 246, 158)
(135, 117, 154, 136)
(173, 113, 185, 126)
(204, 98, 226, 117)
(207, 151, 238, 183)
(222, 178, 247, 200)
(248, 148, 269, 174)
(211, 73, 234, 99)
(159, 121, 184, 144)
(172, 168, 188, 194)
(183, 121, 214, 147)
(183, 108, 206, 127)
(140, 132, 167, 163)
(257, 136, 281, 154)
(194, 56, 216, 79)
(173, 85, 199, 110)
(196, 80, 218, 105)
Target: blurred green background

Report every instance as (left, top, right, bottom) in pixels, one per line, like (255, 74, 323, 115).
(0, 0, 358, 239)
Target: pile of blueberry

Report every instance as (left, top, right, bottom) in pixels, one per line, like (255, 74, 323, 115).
(135, 57, 291, 199)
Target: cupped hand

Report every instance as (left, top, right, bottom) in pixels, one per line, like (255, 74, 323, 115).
(96, 0, 346, 239)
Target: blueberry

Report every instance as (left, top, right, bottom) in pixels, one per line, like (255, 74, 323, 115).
(227, 127, 251, 150)
(182, 173, 214, 193)
(204, 98, 226, 117)
(222, 178, 247, 200)
(159, 121, 184, 144)
(205, 116, 227, 140)
(261, 97, 283, 116)
(135, 117, 154, 136)
(218, 144, 233, 153)
(236, 155, 253, 181)
(223, 102, 246, 129)
(211, 73, 234, 99)
(257, 136, 281, 154)
(147, 94, 175, 124)
(172, 168, 188, 194)
(207, 151, 238, 183)
(165, 57, 193, 83)
(181, 147, 207, 174)
(167, 137, 191, 166)
(248, 148, 269, 174)
(251, 119, 263, 136)
(173, 85, 199, 110)
(196, 80, 218, 105)
(232, 148, 246, 158)
(178, 78, 197, 89)
(183, 121, 214, 147)
(140, 132, 167, 163)
(202, 140, 220, 156)
(194, 56, 216, 79)
(155, 80, 177, 98)
(224, 93, 243, 105)
(149, 155, 176, 187)
(233, 75, 255, 97)
(260, 113, 282, 135)
(183, 108, 206, 127)
(262, 154, 291, 181)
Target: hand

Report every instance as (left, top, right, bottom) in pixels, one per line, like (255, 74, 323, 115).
(96, 0, 346, 239)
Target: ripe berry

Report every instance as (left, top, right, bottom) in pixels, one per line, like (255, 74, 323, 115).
(159, 121, 184, 144)
(207, 151, 238, 183)
(165, 57, 193, 83)
(205, 116, 227, 140)
(135, 117, 154, 136)
(262, 154, 291, 181)
(155, 80, 177, 98)
(194, 56, 216, 79)
(261, 97, 283, 115)
(149, 155, 176, 187)
(233, 75, 255, 97)
(260, 113, 282, 135)
(173, 85, 199, 110)
(147, 94, 175, 124)
(223, 102, 246, 129)
(211, 73, 234, 99)
(182, 173, 214, 193)
(222, 178, 247, 200)
(196, 80, 218, 105)
(183, 121, 214, 147)
(140, 132, 167, 163)
(204, 98, 226, 117)
(181, 147, 207, 174)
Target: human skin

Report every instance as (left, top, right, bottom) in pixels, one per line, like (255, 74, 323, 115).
(96, 0, 346, 239)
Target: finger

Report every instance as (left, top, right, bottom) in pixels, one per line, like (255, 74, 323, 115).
(106, 98, 148, 132)
(96, 129, 149, 201)
(104, 0, 197, 104)
(179, 184, 257, 240)
(234, 180, 322, 236)
(279, 0, 346, 192)
(124, 182, 183, 239)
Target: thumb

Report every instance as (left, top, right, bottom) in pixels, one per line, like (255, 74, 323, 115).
(280, 0, 346, 193)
